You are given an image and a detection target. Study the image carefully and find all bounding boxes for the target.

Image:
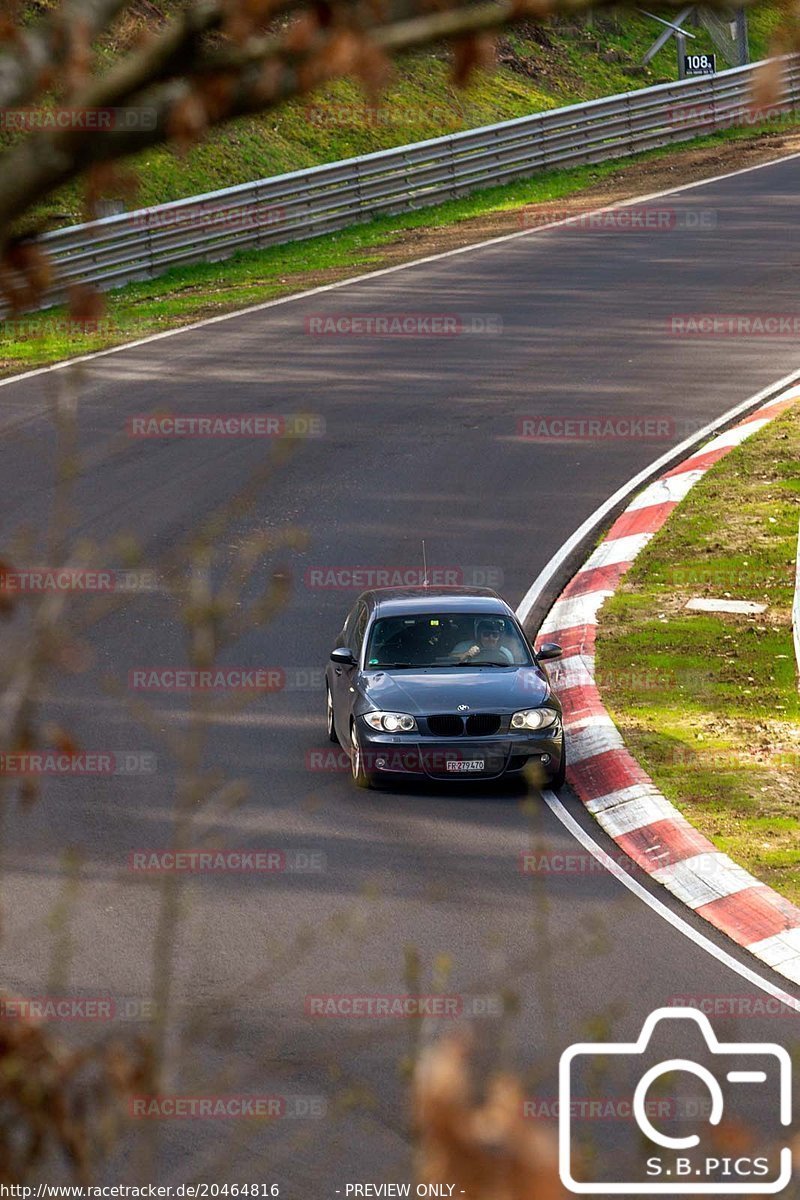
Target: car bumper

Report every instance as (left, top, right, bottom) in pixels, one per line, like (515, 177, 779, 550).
(355, 720, 564, 782)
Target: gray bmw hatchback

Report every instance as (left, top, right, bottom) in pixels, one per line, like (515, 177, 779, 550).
(324, 587, 565, 790)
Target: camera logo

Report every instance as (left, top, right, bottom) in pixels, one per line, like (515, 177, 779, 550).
(559, 1007, 792, 1194)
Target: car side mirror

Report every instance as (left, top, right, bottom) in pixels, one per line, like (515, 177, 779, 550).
(536, 642, 562, 661)
(330, 647, 357, 667)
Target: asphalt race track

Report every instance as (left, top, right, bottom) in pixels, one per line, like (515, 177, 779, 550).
(1, 154, 799, 1194)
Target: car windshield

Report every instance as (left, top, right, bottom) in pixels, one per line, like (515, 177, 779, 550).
(365, 612, 533, 669)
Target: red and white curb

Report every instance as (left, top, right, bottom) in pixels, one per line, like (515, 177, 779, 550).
(538, 385, 800, 986)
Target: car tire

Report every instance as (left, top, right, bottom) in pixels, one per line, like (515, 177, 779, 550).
(326, 682, 339, 745)
(550, 743, 567, 792)
(350, 722, 374, 789)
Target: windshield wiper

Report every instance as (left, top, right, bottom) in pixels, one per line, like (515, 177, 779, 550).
(439, 660, 510, 668)
(370, 662, 413, 669)
(476, 661, 512, 667)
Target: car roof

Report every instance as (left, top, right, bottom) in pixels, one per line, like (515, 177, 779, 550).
(359, 587, 513, 617)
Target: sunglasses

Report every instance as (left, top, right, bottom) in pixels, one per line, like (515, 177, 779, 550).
(480, 630, 501, 638)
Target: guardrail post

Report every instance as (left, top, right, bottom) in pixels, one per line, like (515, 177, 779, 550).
(255, 185, 265, 249)
(354, 158, 364, 221)
(625, 92, 634, 155)
(400, 149, 411, 211)
(706, 75, 718, 134)
(146, 210, 155, 278)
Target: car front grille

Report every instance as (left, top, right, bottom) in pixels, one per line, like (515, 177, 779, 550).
(465, 713, 501, 736)
(426, 713, 502, 737)
(426, 714, 464, 737)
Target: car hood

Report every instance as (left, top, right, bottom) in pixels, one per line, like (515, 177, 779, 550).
(356, 666, 552, 714)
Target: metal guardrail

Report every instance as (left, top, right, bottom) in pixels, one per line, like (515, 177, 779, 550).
(13, 54, 800, 312)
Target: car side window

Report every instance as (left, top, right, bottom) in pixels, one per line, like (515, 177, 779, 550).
(337, 603, 358, 648)
(351, 604, 369, 658)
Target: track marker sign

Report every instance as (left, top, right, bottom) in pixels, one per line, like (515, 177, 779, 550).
(684, 53, 716, 75)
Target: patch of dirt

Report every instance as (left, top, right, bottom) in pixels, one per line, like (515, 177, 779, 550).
(496, 31, 567, 81)
(496, 18, 602, 94)
(285, 129, 800, 292)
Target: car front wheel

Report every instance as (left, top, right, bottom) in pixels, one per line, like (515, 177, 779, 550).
(350, 722, 374, 789)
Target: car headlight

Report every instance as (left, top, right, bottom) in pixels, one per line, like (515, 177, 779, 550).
(364, 711, 418, 733)
(510, 707, 560, 731)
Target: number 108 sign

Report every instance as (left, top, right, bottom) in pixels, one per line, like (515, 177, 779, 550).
(684, 53, 716, 75)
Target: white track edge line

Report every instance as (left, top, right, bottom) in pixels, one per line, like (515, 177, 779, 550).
(4, 150, 800, 391)
(541, 789, 800, 1010)
(524, 371, 800, 1000)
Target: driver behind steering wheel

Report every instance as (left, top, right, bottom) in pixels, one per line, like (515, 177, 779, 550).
(451, 618, 513, 665)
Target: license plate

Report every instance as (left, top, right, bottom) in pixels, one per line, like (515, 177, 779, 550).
(446, 760, 484, 772)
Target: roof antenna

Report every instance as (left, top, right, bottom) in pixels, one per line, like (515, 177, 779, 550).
(422, 540, 428, 588)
